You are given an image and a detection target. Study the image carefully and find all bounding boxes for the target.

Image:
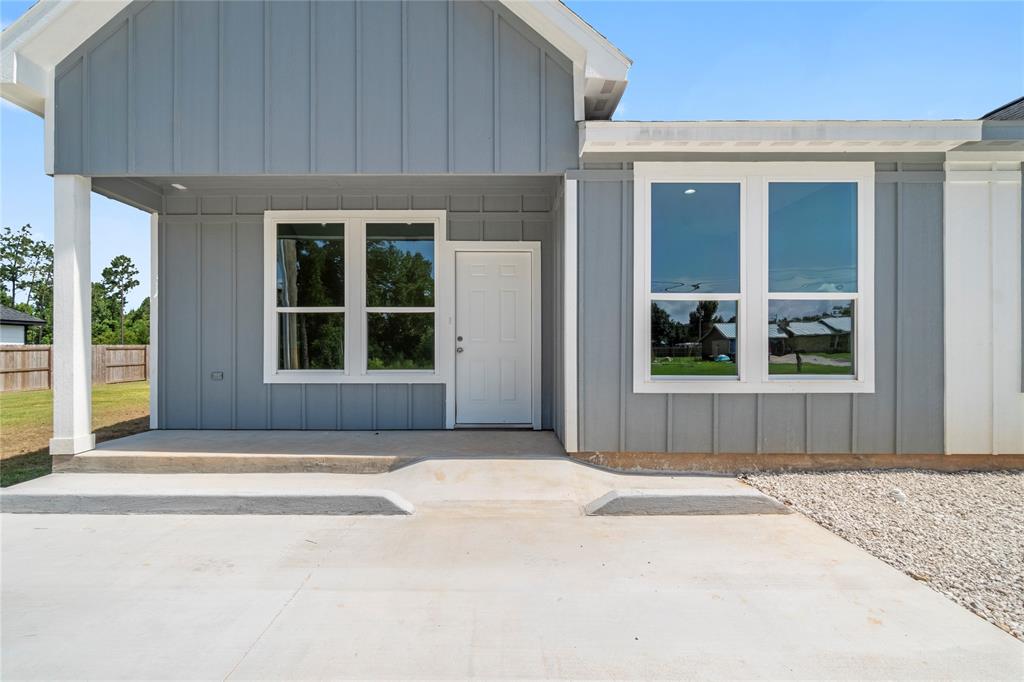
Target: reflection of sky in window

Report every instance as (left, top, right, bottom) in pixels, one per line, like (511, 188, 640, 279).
(651, 183, 740, 293)
(769, 183, 857, 293)
(768, 299, 852, 321)
(656, 300, 738, 325)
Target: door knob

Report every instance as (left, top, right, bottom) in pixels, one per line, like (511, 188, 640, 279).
(456, 347, 464, 353)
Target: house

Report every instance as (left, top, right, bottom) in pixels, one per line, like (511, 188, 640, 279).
(0, 305, 45, 345)
(1, 0, 1021, 465)
(777, 320, 850, 354)
(701, 323, 736, 359)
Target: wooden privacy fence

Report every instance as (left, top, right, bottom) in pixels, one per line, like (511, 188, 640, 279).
(0, 345, 149, 393)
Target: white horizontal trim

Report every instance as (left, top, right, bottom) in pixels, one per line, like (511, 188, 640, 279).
(365, 307, 435, 314)
(581, 120, 984, 154)
(651, 293, 741, 301)
(267, 370, 443, 385)
(275, 307, 345, 314)
(265, 210, 446, 222)
(634, 378, 874, 395)
(767, 292, 859, 300)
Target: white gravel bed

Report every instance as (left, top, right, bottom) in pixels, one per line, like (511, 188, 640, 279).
(743, 470, 1024, 640)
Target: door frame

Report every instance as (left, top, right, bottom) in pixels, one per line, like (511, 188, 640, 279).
(442, 241, 542, 430)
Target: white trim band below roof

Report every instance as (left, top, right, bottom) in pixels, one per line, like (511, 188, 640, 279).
(580, 120, 986, 154)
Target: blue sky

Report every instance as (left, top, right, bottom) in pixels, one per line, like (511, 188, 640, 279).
(2, 1, 1021, 309)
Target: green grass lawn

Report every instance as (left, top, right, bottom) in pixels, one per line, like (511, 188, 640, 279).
(651, 356, 737, 376)
(768, 363, 853, 376)
(1, 381, 150, 487)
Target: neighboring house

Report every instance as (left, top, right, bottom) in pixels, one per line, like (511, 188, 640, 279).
(701, 323, 736, 359)
(777, 321, 850, 354)
(0, 305, 45, 345)
(768, 323, 789, 357)
(1, 0, 1021, 462)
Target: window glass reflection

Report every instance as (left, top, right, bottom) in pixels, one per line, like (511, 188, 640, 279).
(278, 313, 344, 370)
(367, 313, 434, 370)
(651, 300, 738, 377)
(769, 183, 857, 293)
(768, 300, 853, 376)
(651, 183, 741, 294)
(276, 223, 345, 307)
(366, 223, 434, 307)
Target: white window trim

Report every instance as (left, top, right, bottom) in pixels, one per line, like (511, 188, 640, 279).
(263, 210, 449, 386)
(633, 161, 875, 394)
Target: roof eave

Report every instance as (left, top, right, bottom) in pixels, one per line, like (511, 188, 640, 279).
(579, 119, 989, 154)
(1, 0, 140, 116)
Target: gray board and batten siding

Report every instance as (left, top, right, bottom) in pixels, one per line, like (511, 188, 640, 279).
(155, 176, 565, 435)
(54, 0, 578, 176)
(576, 156, 945, 455)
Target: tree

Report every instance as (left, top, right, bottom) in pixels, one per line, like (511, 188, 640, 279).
(23, 240, 53, 343)
(0, 224, 34, 305)
(123, 297, 150, 344)
(688, 300, 721, 341)
(101, 255, 141, 344)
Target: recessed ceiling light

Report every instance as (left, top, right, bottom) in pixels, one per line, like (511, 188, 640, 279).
(684, 188, 696, 195)
(171, 183, 188, 191)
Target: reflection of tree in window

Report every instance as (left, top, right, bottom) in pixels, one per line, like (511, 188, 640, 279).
(277, 237, 344, 307)
(279, 313, 343, 370)
(368, 313, 433, 370)
(366, 224, 434, 307)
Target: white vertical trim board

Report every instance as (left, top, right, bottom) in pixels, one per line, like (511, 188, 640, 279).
(632, 161, 875, 394)
(149, 211, 159, 429)
(563, 177, 579, 451)
(943, 156, 1024, 455)
(50, 175, 96, 455)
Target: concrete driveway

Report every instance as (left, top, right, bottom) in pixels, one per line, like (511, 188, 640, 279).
(2, 461, 1021, 680)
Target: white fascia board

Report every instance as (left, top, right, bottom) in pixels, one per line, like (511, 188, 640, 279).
(500, 0, 630, 78)
(499, 0, 630, 120)
(1, 0, 130, 116)
(580, 120, 986, 154)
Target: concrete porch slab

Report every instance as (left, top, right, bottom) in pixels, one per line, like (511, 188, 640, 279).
(55, 429, 567, 474)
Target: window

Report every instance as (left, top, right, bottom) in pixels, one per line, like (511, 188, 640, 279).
(634, 162, 874, 394)
(275, 223, 345, 370)
(264, 211, 446, 383)
(365, 223, 435, 371)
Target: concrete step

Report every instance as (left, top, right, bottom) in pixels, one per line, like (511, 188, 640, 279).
(56, 452, 411, 475)
(1, 478, 414, 515)
(585, 488, 790, 516)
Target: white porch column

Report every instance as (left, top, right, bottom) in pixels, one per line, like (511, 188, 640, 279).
(943, 154, 1024, 455)
(49, 175, 95, 455)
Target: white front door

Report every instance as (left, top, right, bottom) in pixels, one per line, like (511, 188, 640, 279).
(455, 251, 533, 425)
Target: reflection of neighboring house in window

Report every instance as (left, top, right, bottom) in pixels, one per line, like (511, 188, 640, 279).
(700, 323, 736, 359)
(777, 317, 851, 354)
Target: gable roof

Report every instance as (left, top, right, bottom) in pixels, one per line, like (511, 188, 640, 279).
(784, 321, 840, 337)
(981, 96, 1024, 121)
(820, 316, 852, 333)
(0, 304, 45, 326)
(1, 0, 631, 120)
(707, 322, 736, 340)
